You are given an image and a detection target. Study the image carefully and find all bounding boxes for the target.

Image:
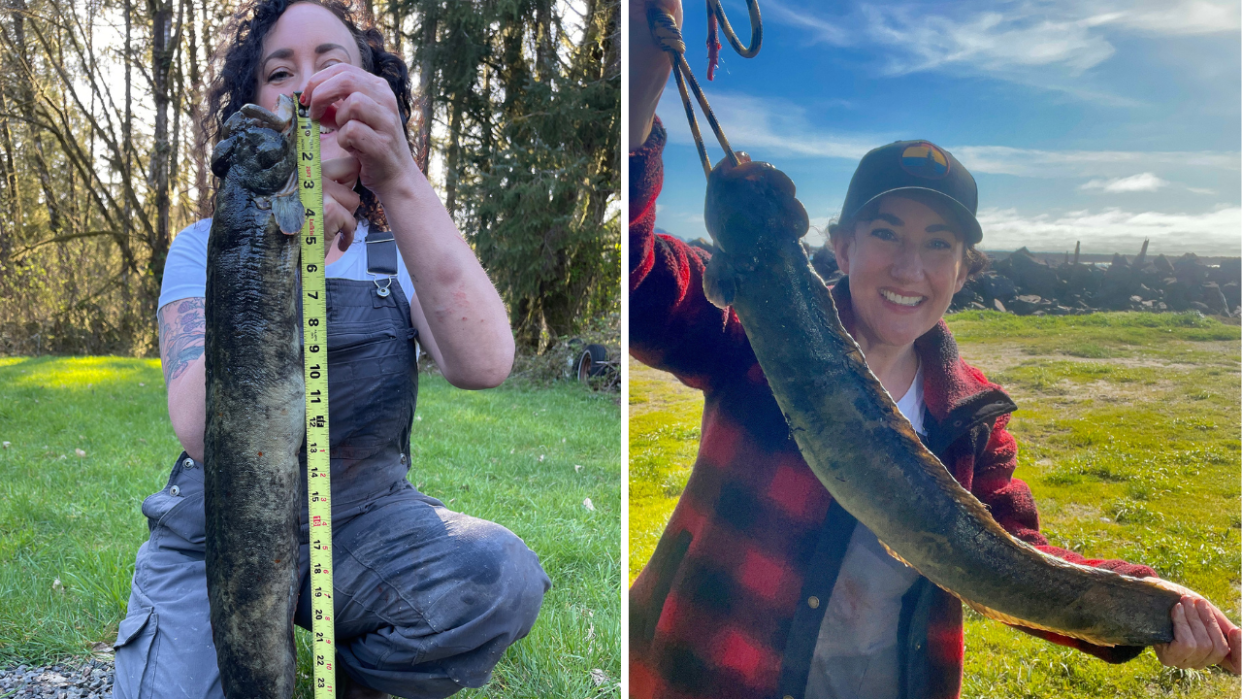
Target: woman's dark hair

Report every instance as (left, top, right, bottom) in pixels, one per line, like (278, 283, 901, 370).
(826, 190, 989, 278)
(200, 0, 414, 228)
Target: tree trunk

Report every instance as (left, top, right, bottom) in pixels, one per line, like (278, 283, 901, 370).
(147, 0, 173, 293)
(511, 297, 541, 353)
(443, 98, 462, 216)
(415, 3, 437, 174)
(0, 78, 22, 238)
(10, 0, 63, 236)
(535, 0, 553, 83)
(170, 0, 185, 224)
(387, 0, 401, 55)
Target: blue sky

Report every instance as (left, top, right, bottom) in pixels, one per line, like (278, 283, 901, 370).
(643, 0, 1241, 256)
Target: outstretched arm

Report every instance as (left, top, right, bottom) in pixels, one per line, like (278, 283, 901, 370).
(974, 415, 1239, 672)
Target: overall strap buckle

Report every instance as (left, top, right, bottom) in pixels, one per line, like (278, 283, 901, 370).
(366, 229, 399, 298)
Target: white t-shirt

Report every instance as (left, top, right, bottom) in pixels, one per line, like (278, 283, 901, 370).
(158, 219, 416, 311)
(806, 364, 926, 699)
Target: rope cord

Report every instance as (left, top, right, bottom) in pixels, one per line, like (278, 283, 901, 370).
(648, 1, 763, 178)
(709, 0, 762, 58)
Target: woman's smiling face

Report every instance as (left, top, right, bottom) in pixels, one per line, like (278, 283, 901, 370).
(832, 193, 969, 353)
(254, 2, 359, 161)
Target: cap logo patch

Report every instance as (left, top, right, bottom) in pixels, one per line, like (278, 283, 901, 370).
(900, 142, 950, 179)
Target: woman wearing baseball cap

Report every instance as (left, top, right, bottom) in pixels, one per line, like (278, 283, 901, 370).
(627, 2, 1239, 698)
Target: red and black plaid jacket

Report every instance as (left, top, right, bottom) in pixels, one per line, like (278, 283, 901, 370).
(629, 120, 1156, 699)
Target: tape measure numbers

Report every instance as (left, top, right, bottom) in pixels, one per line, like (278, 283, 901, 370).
(295, 92, 336, 699)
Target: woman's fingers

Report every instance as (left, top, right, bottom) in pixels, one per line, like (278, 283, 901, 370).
(303, 65, 399, 130)
(321, 156, 361, 185)
(300, 64, 416, 198)
(1159, 601, 1191, 665)
(333, 94, 395, 154)
(323, 196, 357, 251)
(1159, 596, 1234, 670)
(1153, 587, 1239, 672)
(322, 172, 360, 251)
(1225, 627, 1242, 675)
(1180, 597, 1212, 667)
(301, 64, 396, 121)
(1196, 599, 1231, 666)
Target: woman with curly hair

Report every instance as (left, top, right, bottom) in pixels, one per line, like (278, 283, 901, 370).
(113, 3, 549, 698)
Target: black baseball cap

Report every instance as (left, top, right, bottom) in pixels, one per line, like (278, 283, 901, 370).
(839, 140, 982, 245)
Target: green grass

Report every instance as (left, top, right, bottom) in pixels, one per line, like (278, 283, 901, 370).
(627, 365, 703, 585)
(628, 312, 1240, 698)
(0, 356, 620, 698)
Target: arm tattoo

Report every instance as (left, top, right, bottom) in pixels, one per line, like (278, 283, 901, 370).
(159, 298, 206, 387)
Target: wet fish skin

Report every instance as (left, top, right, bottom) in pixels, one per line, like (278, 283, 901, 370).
(702, 158, 1179, 647)
(204, 94, 305, 698)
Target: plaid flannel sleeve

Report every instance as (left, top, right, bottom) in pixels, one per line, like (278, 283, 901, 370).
(629, 118, 755, 391)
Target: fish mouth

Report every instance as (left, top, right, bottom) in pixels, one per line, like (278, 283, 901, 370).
(880, 288, 926, 307)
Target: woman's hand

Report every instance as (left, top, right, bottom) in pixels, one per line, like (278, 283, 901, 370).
(300, 63, 418, 202)
(322, 156, 361, 251)
(299, 61, 514, 388)
(1152, 581, 1241, 674)
(629, 0, 681, 147)
(705, 152, 808, 257)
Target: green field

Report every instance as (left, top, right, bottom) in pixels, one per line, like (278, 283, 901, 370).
(629, 311, 1241, 698)
(0, 357, 620, 698)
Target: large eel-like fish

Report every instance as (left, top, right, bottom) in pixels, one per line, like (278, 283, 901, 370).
(701, 159, 1179, 647)
(204, 93, 306, 698)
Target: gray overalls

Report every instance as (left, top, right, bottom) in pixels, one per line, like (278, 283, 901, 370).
(113, 234, 550, 698)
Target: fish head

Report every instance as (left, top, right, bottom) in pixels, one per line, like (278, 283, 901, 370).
(211, 94, 298, 194)
(705, 158, 809, 259)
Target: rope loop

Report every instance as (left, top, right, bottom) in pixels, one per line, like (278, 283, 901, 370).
(709, 0, 762, 59)
(646, 2, 764, 178)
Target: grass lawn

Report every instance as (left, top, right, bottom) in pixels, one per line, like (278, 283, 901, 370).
(629, 311, 1241, 698)
(0, 356, 620, 698)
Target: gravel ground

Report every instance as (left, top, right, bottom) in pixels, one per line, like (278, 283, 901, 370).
(0, 657, 114, 699)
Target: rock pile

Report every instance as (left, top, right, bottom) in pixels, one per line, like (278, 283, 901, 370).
(0, 659, 114, 699)
(808, 242, 1241, 317)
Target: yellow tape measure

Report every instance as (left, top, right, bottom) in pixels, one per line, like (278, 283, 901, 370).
(295, 92, 336, 699)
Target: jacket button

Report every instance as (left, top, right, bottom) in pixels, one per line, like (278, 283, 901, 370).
(807, 596, 820, 609)
(182, 457, 194, 469)
(784, 695, 795, 699)
(170, 485, 181, 497)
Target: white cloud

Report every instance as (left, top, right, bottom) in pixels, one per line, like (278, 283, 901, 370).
(860, 6, 1116, 76)
(766, 0, 1239, 90)
(765, 1, 851, 44)
(951, 145, 1239, 178)
(657, 86, 1241, 183)
(977, 205, 1242, 255)
(1086, 0, 1241, 35)
(657, 87, 883, 161)
(1080, 172, 1169, 192)
(768, 1, 1117, 76)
